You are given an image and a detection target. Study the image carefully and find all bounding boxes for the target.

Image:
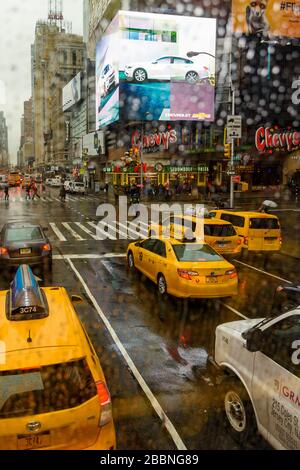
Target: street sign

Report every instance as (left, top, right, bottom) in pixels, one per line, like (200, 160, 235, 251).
(232, 175, 241, 183)
(227, 115, 242, 139)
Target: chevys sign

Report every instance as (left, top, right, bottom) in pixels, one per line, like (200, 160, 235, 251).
(132, 129, 177, 151)
(255, 127, 300, 152)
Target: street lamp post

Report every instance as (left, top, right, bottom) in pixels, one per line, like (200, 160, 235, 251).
(230, 85, 235, 209)
(140, 121, 144, 192)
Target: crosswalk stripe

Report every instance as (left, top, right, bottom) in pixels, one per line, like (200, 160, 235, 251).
(62, 222, 86, 241)
(49, 223, 67, 242)
(118, 221, 147, 239)
(75, 222, 99, 240)
(87, 222, 116, 240)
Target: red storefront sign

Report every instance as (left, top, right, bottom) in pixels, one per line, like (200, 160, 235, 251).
(255, 127, 300, 152)
(132, 129, 177, 151)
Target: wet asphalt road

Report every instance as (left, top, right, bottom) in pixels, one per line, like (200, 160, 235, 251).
(0, 186, 299, 450)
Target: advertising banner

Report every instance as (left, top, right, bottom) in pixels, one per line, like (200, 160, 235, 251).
(119, 11, 216, 123)
(96, 15, 120, 129)
(95, 11, 216, 129)
(62, 72, 82, 112)
(232, 0, 300, 38)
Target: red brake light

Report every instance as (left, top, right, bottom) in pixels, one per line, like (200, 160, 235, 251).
(244, 237, 248, 245)
(225, 269, 238, 279)
(96, 381, 110, 406)
(96, 381, 112, 427)
(177, 269, 199, 280)
(237, 239, 242, 245)
(0, 247, 8, 255)
(42, 244, 51, 252)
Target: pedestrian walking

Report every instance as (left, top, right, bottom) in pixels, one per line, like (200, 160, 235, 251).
(4, 184, 9, 201)
(59, 184, 66, 202)
(25, 183, 31, 200)
(31, 182, 40, 200)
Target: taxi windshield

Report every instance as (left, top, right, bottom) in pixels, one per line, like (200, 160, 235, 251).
(5, 227, 43, 243)
(173, 244, 223, 262)
(0, 360, 97, 419)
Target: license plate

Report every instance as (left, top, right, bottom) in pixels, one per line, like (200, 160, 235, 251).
(17, 432, 51, 450)
(206, 276, 219, 284)
(20, 248, 32, 255)
(264, 237, 277, 241)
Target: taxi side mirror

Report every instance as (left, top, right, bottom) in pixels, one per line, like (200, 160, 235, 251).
(243, 328, 263, 352)
(71, 295, 84, 304)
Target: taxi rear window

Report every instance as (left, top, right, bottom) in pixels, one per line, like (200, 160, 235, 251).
(204, 224, 236, 237)
(249, 218, 280, 229)
(173, 244, 223, 262)
(0, 359, 97, 419)
(5, 227, 43, 242)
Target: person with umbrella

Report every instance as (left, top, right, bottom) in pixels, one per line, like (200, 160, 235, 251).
(258, 200, 278, 213)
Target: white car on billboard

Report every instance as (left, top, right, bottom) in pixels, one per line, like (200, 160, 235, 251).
(124, 56, 213, 84)
(100, 64, 117, 98)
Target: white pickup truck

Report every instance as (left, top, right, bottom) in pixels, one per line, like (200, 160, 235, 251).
(214, 308, 300, 449)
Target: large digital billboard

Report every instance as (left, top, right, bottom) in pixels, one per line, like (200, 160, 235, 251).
(232, 0, 300, 38)
(96, 11, 216, 128)
(96, 14, 120, 129)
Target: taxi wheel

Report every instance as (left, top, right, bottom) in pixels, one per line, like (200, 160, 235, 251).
(127, 251, 135, 270)
(222, 378, 256, 445)
(157, 274, 167, 296)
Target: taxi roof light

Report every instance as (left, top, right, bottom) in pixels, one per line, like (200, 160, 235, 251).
(7, 265, 49, 321)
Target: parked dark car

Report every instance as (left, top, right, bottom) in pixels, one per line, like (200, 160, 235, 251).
(0, 222, 52, 272)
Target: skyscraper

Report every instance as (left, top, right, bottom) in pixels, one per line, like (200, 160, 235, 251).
(0, 111, 9, 168)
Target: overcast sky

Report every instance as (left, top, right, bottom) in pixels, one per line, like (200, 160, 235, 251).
(0, 0, 83, 164)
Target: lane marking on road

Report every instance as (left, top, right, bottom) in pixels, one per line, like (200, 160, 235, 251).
(75, 222, 99, 240)
(62, 222, 86, 241)
(233, 259, 292, 285)
(67, 258, 187, 451)
(53, 253, 126, 260)
(220, 302, 249, 320)
(49, 223, 67, 242)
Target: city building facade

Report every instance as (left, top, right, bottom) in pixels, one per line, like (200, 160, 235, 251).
(32, 20, 84, 172)
(0, 111, 9, 168)
(84, 1, 300, 192)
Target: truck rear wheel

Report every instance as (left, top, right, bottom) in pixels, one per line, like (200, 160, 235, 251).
(222, 378, 256, 445)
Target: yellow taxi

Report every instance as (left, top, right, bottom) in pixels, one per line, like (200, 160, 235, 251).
(209, 210, 282, 253)
(148, 214, 242, 257)
(0, 265, 116, 451)
(127, 237, 238, 299)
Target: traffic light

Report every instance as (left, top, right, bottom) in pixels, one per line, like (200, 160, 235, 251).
(224, 143, 231, 158)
